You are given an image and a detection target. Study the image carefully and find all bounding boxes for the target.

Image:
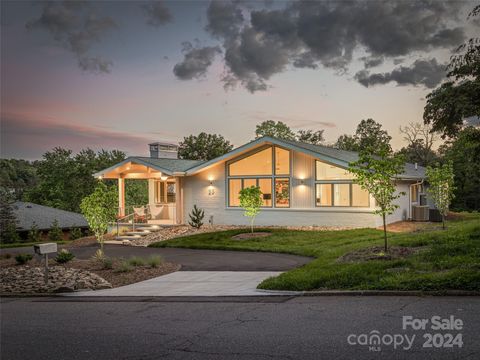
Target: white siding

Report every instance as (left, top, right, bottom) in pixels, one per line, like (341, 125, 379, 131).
(180, 150, 415, 228)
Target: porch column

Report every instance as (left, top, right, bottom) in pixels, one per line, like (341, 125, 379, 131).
(175, 177, 183, 224)
(118, 178, 125, 217)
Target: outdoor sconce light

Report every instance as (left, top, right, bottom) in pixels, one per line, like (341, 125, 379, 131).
(208, 180, 215, 196)
(300, 179, 304, 185)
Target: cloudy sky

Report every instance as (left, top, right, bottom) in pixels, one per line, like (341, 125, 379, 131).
(1, 0, 478, 159)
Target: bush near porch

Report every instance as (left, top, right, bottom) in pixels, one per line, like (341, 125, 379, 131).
(150, 213, 480, 292)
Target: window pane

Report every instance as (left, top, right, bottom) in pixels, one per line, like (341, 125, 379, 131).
(316, 184, 332, 206)
(352, 184, 369, 207)
(259, 178, 272, 206)
(229, 179, 242, 206)
(275, 147, 290, 175)
(275, 178, 290, 207)
(316, 161, 351, 180)
(333, 183, 350, 206)
(167, 182, 176, 203)
(243, 178, 257, 188)
(229, 148, 272, 176)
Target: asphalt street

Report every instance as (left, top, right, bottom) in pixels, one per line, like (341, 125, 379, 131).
(1, 296, 479, 360)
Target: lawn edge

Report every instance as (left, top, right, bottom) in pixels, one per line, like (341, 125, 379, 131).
(256, 289, 480, 296)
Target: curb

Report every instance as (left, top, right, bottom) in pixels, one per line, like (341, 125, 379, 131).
(256, 289, 480, 296)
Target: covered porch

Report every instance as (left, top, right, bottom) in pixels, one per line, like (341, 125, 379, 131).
(94, 158, 184, 226)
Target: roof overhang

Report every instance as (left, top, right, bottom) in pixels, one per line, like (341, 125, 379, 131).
(94, 157, 177, 179)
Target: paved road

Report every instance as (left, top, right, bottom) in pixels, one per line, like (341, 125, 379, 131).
(2, 245, 312, 271)
(2, 296, 479, 360)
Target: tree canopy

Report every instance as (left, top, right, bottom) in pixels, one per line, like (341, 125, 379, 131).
(335, 119, 392, 153)
(255, 120, 296, 140)
(178, 133, 233, 161)
(397, 122, 439, 166)
(423, 5, 480, 138)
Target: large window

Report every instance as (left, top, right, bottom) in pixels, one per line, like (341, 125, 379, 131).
(315, 160, 370, 207)
(228, 146, 290, 207)
(229, 148, 272, 176)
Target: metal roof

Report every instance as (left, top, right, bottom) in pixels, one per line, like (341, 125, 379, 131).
(13, 202, 88, 231)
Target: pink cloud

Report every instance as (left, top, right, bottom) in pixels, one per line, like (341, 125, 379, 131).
(1, 112, 175, 160)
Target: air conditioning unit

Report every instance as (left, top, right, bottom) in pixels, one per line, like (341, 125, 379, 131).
(412, 205, 429, 221)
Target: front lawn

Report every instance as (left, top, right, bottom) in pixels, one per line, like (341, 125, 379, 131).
(150, 213, 480, 291)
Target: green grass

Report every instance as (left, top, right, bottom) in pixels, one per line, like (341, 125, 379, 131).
(150, 213, 480, 291)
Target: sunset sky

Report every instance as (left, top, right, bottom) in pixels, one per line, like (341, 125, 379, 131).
(1, 0, 478, 160)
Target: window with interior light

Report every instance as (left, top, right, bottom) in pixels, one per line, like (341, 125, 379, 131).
(154, 180, 176, 203)
(227, 146, 290, 207)
(315, 160, 370, 207)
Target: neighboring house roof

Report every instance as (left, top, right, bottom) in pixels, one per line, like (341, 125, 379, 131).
(13, 202, 88, 231)
(95, 136, 426, 180)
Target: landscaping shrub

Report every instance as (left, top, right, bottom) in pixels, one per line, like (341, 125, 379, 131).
(69, 227, 83, 241)
(147, 255, 163, 268)
(1, 253, 12, 259)
(15, 254, 33, 265)
(27, 222, 42, 242)
(188, 205, 205, 229)
(128, 256, 145, 267)
(55, 249, 75, 264)
(48, 220, 63, 242)
(91, 249, 105, 262)
(102, 257, 113, 270)
(115, 261, 133, 273)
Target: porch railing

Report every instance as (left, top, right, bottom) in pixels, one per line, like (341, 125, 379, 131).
(114, 204, 176, 236)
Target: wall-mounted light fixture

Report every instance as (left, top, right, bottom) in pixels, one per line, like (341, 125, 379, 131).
(300, 179, 304, 185)
(208, 179, 215, 195)
(98, 175, 103, 180)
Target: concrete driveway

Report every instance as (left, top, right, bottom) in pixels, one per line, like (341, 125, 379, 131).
(67, 271, 289, 297)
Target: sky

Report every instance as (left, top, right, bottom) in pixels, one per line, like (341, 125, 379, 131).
(1, 0, 478, 160)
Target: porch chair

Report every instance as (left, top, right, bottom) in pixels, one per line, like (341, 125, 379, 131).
(133, 206, 147, 223)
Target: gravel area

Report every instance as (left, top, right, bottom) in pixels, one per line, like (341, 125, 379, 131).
(0, 266, 112, 294)
(128, 224, 352, 247)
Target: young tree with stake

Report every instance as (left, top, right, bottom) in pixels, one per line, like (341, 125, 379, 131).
(426, 161, 455, 229)
(349, 147, 406, 252)
(239, 186, 263, 233)
(80, 181, 117, 256)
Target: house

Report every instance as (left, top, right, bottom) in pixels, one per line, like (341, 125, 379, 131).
(94, 136, 427, 228)
(13, 201, 89, 232)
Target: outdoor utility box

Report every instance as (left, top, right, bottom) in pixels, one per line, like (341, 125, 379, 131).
(34, 243, 58, 255)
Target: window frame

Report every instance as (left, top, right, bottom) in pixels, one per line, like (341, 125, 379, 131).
(226, 146, 291, 209)
(315, 182, 370, 208)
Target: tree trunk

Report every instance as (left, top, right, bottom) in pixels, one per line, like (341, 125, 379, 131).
(382, 213, 388, 253)
(251, 217, 254, 233)
(442, 215, 445, 230)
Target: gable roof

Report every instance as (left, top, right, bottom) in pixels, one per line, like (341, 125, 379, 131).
(93, 157, 204, 178)
(13, 202, 88, 231)
(185, 136, 426, 180)
(94, 136, 426, 180)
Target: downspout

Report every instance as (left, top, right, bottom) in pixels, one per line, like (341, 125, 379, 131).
(409, 179, 424, 220)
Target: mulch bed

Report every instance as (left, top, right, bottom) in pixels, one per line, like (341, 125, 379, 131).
(68, 259, 180, 287)
(231, 232, 272, 241)
(337, 246, 422, 263)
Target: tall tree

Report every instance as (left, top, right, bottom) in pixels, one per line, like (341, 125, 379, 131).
(423, 5, 480, 138)
(439, 127, 480, 211)
(178, 133, 233, 161)
(398, 122, 439, 166)
(348, 148, 405, 252)
(296, 129, 325, 145)
(0, 159, 38, 200)
(255, 120, 296, 140)
(335, 119, 392, 153)
(24, 147, 126, 213)
(426, 162, 455, 229)
(0, 189, 20, 244)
